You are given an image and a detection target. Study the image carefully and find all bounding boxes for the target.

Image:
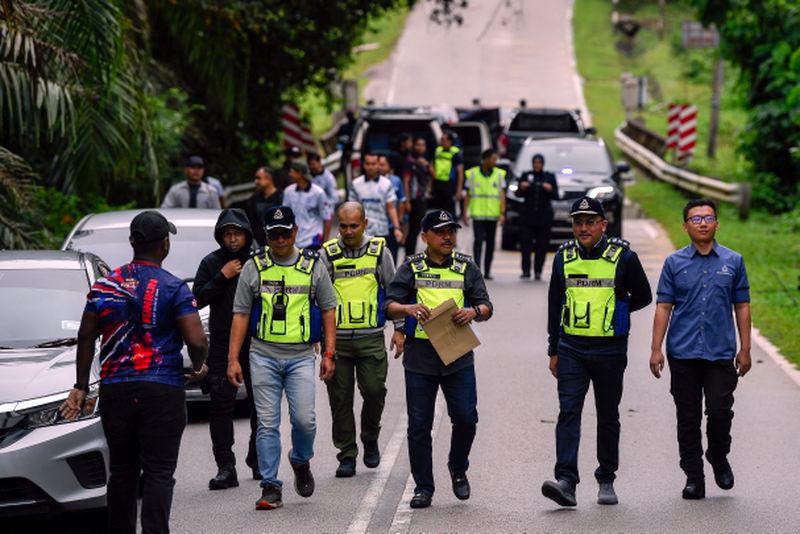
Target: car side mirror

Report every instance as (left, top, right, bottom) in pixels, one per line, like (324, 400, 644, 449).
(616, 161, 631, 174)
(338, 134, 351, 148)
(585, 127, 597, 135)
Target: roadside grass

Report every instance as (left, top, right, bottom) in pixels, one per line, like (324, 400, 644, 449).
(298, 5, 410, 137)
(574, 0, 800, 365)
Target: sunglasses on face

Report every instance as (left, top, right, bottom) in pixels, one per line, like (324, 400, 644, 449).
(267, 228, 292, 240)
(686, 215, 717, 224)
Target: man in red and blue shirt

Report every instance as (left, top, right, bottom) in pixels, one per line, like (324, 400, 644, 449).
(62, 211, 208, 534)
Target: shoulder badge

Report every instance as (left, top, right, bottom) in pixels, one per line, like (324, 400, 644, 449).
(557, 239, 577, 253)
(296, 248, 319, 274)
(322, 239, 343, 259)
(253, 248, 272, 271)
(602, 237, 628, 263)
(367, 237, 385, 257)
(451, 252, 472, 274)
(558, 240, 578, 263)
(607, 237, 630, 249)
(407, 253, 428, 274)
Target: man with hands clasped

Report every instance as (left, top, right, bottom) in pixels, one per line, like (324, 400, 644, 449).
(385, 209, 493, 509)
(650, 198, 751, 500)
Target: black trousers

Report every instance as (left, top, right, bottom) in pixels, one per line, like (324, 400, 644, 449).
(520, 223, 551, 276)
(555, 348, 627, 484)
(668, 357, 738, 480)
(100, 382, 186, 534)
(207, 351, 258, 469)
(430, 181, 455, 215)
(405, 198, 428, 256)
(472, 220, 498, 276)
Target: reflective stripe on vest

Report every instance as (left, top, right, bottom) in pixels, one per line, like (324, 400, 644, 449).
(560, 242, 623, 337)
(434, 145, 460, 182)
(323, 237, 385, 329)
(254, 250, 315, 343)
(466, 166, 505, 219)
(409, 253, 467, 339)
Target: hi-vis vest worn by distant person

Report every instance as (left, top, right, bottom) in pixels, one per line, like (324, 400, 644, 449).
(434, 145, 461, 183)
(405, 251, 469, 340)
(252, 248, 322, 343)
(560, 237, 631, 337)
(466, 166, 506, 219)
(322, 237, 387, 329)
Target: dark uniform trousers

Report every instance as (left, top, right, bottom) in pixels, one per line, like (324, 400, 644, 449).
(555, 348, 627, 484)
(472, 220, 498, 276)
(326, 332, 388, 460)
(520, 223, 551, 277)
(405, 365, 478, 495)
(100, 382, 186, 534)
(668, 357, 738, 480)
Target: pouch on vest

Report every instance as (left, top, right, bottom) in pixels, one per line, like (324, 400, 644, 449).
(270, 291, 288, 335)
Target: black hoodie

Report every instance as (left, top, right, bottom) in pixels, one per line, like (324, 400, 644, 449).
(193, 208, 254, 372)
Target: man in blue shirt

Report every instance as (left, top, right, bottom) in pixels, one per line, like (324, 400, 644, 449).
(650, 198, 752, 500)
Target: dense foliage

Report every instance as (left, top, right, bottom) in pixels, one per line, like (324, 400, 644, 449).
(691, 0, 800, 212)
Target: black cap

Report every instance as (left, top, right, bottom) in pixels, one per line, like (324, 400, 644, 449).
(130, 211, 177, 243)
(264, 205, 295, 230)
(421, 209, 462, 232)
(290, 161, 309, 175)
(186, 155, 204, 167)
(285, 146, 302, 158)
(569, 196, 605, 218)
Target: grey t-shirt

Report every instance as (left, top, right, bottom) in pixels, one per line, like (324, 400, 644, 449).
(233, 248, 337, 359)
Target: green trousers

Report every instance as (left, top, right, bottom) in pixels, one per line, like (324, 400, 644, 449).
(326, 331, 388, 460)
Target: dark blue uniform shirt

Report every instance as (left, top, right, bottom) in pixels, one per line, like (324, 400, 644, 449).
(656, 241, 749, 361)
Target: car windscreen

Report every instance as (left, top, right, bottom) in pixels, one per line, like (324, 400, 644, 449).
(509, 113, 579, 133)
(66, 226, 218, 280)
(0, 269, 88, 348)
(515, 143, 613, 175)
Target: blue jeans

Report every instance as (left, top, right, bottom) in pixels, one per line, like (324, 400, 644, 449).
(250, 352, 316, 488)
(555, 348, 627, 485)
(405, 366, 478, 495)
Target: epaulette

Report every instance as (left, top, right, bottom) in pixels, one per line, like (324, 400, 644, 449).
(296, 248, 319, 274)
(301, 248, 320, 260)
(451, 252, 471, 274)
(407, 253, 428, 273)
(367, 236, 385, 257)
(607, 237, 630, 249)
(557, 239, 577, 253)
(602, 237, 628, 263)
(559, 240, 579, 263)
(322, 238, 343, 260)
(253, 248, 272, 270)
(406, 253, 426, 264)
(453, 251, 473, 263)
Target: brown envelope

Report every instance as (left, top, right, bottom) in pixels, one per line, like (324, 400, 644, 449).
(421, 298, 481, 365)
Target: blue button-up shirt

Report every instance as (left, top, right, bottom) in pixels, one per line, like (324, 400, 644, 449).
(656, 242, 749, 361)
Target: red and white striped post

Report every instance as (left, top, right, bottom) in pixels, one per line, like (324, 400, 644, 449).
(677, 104, 697, 163)
(281, 104, 316, 153)
(666, 103, 681, 150)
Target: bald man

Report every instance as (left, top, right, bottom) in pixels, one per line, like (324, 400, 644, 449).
(320, 202, 405, 477)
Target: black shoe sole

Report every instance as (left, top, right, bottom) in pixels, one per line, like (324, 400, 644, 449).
(410, 498, 432, 509)
(209, 480, 239, 490)
(541, 482, 577, 507)
(363, 456, 380, 469)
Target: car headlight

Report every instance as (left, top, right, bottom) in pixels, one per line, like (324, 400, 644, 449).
(586, 185, 617, 200)
(18, 385, 100, 430)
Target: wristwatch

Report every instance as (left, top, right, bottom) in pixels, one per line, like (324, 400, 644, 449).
(472, 306, 482, 319)
(73, 382, 89, 393)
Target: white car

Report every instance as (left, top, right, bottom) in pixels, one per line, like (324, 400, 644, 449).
(0, 250, 109, 517)
(62, 208, 245, 402)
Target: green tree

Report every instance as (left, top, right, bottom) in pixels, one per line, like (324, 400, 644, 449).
(691, 0, 800, 211)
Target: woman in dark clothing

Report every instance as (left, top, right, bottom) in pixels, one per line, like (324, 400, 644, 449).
(516, 153, 558, 279)
(193, 208, 259, 488)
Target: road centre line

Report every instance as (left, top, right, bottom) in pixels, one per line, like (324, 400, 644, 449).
(346, 412, 409, 534)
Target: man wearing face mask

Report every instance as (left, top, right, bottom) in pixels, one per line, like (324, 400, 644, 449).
(193, 208, 259, 488)
(542, 196, 651, 508)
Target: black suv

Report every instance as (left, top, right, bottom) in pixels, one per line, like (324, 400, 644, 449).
(499, 108, 594, 162)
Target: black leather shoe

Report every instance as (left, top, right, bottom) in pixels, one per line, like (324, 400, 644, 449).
(291, 461, 315, 498)
(363, 441, 381, 468)
(209, 465, 239, 490)
(541, 479, 577, 507)
(712, 462, 734, 490)
(336, 458, 356, 478)
(449, 469, 470, 500)
(682, 478, 706, 500)
(520, 273, 531, 279)
(410, 490, 432, 509)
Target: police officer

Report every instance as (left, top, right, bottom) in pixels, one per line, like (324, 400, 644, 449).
(320, 201, 405, 477)
(226, 206, 338, 511)
(386, 209, 493, 509)
(430, 131, 464, 215)
(542, 197, 651, 507)
(517, 153, 558, 279)
(464, 149, 506, 279)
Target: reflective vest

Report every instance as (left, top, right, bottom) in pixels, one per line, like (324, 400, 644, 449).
(434, 145, 461, 183)
(323, 237, 386, 329)
(406, 252, 468, 339)
(560, 239, 628, 337)
(253, 248, 320, 344)
(466, 165, 505, 219)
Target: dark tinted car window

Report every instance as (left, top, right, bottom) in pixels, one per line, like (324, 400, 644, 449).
(516, 143, 613, 174)
(363, 120, 437, 159)
(509, 113, 579, 133)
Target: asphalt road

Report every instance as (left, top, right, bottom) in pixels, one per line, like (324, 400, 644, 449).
(17, 1, 800, 532)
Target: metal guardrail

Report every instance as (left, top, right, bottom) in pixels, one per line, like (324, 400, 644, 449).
(223, 151, 344, 206)
(615, 121, 752, 219)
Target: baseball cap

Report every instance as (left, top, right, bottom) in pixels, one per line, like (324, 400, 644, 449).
(290, 161, 309, 175)
(186, 155, 204, 167)
(130, 211, 177, 243)
(569, 196, 605, 218)
(264, 205, 295, 230)
(421, 209, 462, 232)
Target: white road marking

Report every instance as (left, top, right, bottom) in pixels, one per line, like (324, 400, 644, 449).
(346, 413, 409, 534)
(753, 327, 800, 389)
(389, 395, 445, 534)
